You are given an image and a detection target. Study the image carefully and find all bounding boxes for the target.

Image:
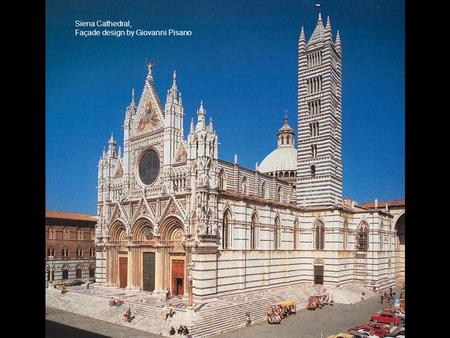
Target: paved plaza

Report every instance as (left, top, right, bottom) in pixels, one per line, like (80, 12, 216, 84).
(46, 285, 397, 338)
(213, 293, 385, 338)
(46, 307, 159, 338)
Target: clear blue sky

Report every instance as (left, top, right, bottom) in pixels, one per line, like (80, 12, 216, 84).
(46, 0, 404, 214)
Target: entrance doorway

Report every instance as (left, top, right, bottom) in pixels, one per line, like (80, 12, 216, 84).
(171, 259, 184, 296)
(143, 252, 155, 292)
(119, 257, 128, 288)
(314, 265, 324, 285)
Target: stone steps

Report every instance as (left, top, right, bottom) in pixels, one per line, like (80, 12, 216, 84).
(189, 293, 310, 338)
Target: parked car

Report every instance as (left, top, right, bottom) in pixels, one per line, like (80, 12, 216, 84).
(347, 325, 388, 338)
(327, 333, 355, 338)
(347, 330, 378, 338)
(381, 307, 405, 321)
(384, 327, 405, 338)
(367, 322, 391, 336)
(370, 312, 401, 325)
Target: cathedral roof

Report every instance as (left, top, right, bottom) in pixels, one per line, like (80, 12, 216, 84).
(258, 116, 297, 174)
(258, 146, 297, 173)
(361, 200, 405, 209)
(307, 13, 325, 46)
(46, 210, 97, 222)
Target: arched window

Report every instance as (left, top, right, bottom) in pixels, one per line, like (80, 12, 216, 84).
(76, 266, 82, 279)
(294, 219, 299, 250)
(62, 247, 69, 258)
(357, 222, 369, 251)
(343, 219, 348, 250)
(261, 181, 267, 199)
(242, 177, 248, 195)
(274, 216, 281, 249)
(219, 169, 227, 191)
(250, 213, 258, 250)
(222, 210, 232, 249)
(76, 247, 83, 258)
(314, 220, 325, 250)
(47, 246, 54, 257)
(89, 268, 95, 278)
(62, 266, 69, 280)
(311, 165, 316, 178)
(395, 214, 405, 246)
(276, 186, 282, 202)
(292, 185, 296, 201)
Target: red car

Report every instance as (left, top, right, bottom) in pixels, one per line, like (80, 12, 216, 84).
(347, 325, 388, 338)
(367, 322, 391, 334)
(370, 312, 401, 325)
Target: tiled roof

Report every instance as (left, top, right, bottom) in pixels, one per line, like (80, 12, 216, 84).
(46, 210, 97, 222)
(361, 200, 405, 209)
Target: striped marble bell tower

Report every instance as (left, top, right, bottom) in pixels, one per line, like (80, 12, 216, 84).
(296, 14, 343, 206)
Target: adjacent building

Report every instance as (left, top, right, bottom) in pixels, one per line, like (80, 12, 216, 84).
(45, 210, 97, 285)
(94, 14, 403, 301)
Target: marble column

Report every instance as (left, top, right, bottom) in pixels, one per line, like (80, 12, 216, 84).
(154, 247, 163, 293)
(127, 247, 134, 289)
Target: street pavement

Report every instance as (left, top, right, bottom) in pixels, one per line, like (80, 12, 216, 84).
(47, 291, 397, 338)
(212, 294, 387, 338)
(46, 307, 160, 338)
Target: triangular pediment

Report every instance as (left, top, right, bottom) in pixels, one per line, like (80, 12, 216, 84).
(131, 72, 165, 136)
(174, 141, 187, 164)
(160, 195, 186, 221)
(114, 159, 123, 178)
(307, 18, 325, 46)
(132, 196, 156, 223)
(111, 203, 128, 223)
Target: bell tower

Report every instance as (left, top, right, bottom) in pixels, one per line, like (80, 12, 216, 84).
(297, 14, 343, 206)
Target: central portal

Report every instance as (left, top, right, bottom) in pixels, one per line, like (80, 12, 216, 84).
(119, 257, 128, 288)
(171, 259, 184, 296)
(143, 252, 155, 292)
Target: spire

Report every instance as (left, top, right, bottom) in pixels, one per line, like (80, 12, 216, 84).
(108, 133, 116, 157)
(117, 146, 122, 158)
(190, 117, 194, 133)
(335, 30, 341, 53)
(102, 146, 106, 158)
(146, 60, 154, 82)
(234, 153, 238, 164)
(325, 16, 331, 31)
(196, 100, 206, 130)
(299, 26, 305, 41)
(130, 88, 135, 106)
(308, 12, 325, 45)
(172, 70, 177, 89)
(209, 117, 213, 131)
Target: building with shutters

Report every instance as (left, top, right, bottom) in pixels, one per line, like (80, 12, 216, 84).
(46, 210, 97, 285)
(94, 14, 404, 301)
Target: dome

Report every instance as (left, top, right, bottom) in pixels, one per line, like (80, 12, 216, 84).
(258, 146, 297, 173)
(258, 115, 297, 175)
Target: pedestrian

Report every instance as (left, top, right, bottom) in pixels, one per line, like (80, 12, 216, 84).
(182, 326, 189, 335)
(177, 325, 183, 335)
(165, 288, 170, 300)
(245, 311, 251, 326)
(380, 293, 384, 304)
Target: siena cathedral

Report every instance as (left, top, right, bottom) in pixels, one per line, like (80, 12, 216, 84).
(94, 14, 404, 301)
